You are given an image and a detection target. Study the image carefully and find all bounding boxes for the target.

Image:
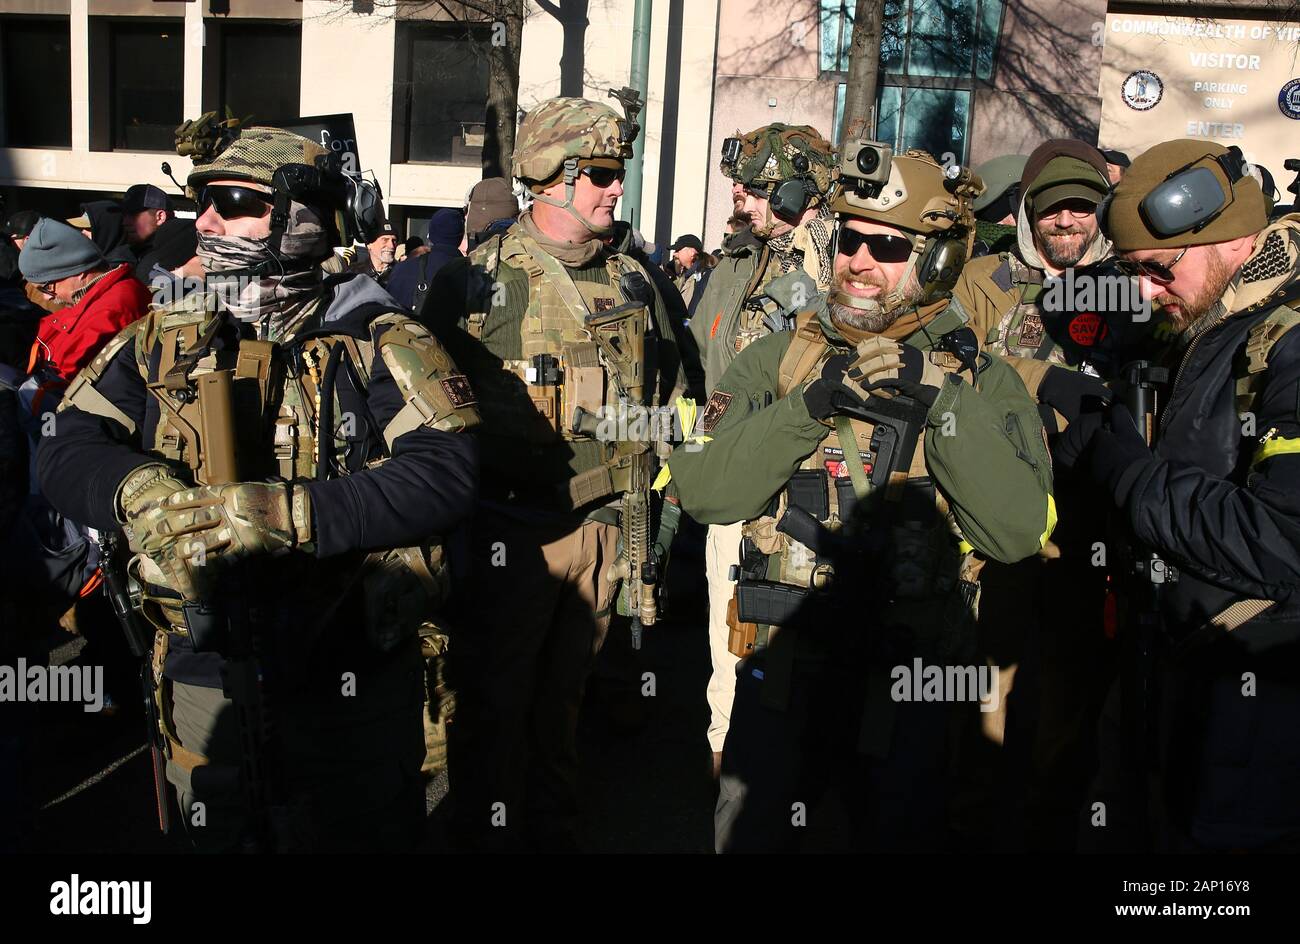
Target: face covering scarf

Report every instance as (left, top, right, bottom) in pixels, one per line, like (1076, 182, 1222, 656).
(197, 199, 330, 341)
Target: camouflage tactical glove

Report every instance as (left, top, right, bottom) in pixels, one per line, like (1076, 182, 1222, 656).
(159, 480, 312, 559)
(117, 464, 205, 599)
(124, 480, 313, 599)
(849, 337, 949, 406)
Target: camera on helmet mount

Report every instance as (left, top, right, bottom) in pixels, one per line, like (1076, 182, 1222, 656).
(720, 136, 743, 175)
(840, 140, 893, 195)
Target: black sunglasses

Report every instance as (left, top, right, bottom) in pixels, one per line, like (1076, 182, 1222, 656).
(1113, 245, 1190, 285)
(836, 228, 915, 263)
(582, 166, 626, 188)
(198, 185, 272, 220)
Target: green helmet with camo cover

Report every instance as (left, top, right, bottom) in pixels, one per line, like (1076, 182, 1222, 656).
(724, 123, 837, 200)
(178, 112, 327, 193)
(512, 94, 639, 235)
(174, 112, 387, 260)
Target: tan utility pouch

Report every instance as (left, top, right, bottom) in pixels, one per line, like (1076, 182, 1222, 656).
(726, 593, 758, 659)
(561, 340, 607, 439)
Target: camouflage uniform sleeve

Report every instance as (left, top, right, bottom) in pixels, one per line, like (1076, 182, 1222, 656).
(301, 315, 480, 558)
(923, 353, 1055, 564)
(667, 330, 827, 525)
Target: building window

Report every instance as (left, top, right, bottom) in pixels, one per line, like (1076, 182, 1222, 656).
(392, 22, 490, 165)
(203, 21, 302, 124)
(828, 0, 1003, 162)
(89, 18, 185, 152)
(0, 16, 72, 148)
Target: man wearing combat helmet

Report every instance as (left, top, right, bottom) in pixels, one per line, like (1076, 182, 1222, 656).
(691, 123, 838, 776)
(426, 95, 684, 851)
(37, 114, 480, 852)
(666, 144, 1056, 852)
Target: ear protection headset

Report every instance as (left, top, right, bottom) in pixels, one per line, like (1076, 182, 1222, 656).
(770, 152, 819, 219)
(273, 153, 388, 251)
(1097, 145, 1247, 240)
(913, 231, 968, 303)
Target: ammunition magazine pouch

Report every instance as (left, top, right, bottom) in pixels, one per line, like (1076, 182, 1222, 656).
(735, 579, 808, 628)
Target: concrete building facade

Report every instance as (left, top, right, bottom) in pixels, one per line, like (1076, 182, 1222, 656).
(0, 0, 719, 250)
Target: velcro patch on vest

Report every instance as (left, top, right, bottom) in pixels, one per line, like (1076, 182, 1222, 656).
(697, 391, 733, 433)
(440, 374, 477, 408)
(592, 297, 617, 312)
(1018, 311, 1045, 349)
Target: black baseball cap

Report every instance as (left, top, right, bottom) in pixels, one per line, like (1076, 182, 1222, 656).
(1099, 149, 1131, 168)
(670, 234, 703, 252)
(122, 183, 173, 214)
(1, 210, 41, 239)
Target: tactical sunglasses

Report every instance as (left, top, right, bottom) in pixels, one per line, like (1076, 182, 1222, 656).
(197, 184, 273, 220)
(1113, 245, 1190, 285)
(581, 166, 626, 188)
(836, 228, 915, 263)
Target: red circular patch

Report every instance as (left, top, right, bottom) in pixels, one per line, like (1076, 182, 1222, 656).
(1068, 312, 1105, 347)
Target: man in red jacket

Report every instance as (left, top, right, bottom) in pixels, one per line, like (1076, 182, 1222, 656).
(18, 217, 151, 382)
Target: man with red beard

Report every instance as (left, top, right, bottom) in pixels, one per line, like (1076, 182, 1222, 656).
(1058, 139, 1300, 851)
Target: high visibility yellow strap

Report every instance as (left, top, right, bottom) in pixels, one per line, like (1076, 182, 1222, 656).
(957, 539, 975, 555)
(1253, 436, 1300, 467)
(652, 465, 672, 492)
(676, 396, 698, 440)
(1039, 492, 1058, 549)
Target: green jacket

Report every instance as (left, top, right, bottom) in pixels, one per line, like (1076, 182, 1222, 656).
(688, 229, 764, 393)
(668, 300, 1055, 567)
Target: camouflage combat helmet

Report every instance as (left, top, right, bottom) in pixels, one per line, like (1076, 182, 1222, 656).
(728, 123, 837, 199)
(177, 112, 326, 194)
(175, 112, 344, 262)
(831, 144, 985, 311)
(512, 95, 638, 235)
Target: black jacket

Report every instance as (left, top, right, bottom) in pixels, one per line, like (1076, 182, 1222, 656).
(36, 275, 478, 687)
(1079, 224, 1300, 848)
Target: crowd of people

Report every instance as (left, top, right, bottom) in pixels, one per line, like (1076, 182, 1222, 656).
(3, 95, 1300, 855)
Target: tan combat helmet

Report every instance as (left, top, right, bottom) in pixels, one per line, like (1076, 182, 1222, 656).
(830, 141, 985, 311)
(512, 93, 640, 236)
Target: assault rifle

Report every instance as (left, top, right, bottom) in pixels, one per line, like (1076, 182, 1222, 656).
(98, 530, 171, 835)
(178, 368, 284, 852)
(733, 391, 929, 626)
(1113, 360, 1174, 849)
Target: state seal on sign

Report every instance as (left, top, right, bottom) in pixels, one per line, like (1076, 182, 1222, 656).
(1278, 78, 1300, 119)
(1122, 70, 1163, 111)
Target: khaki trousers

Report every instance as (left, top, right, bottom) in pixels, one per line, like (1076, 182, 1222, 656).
(705, 521, 743, 752)
(448, 505, 619, 850)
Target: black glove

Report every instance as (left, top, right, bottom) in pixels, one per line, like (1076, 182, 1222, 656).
(1038, 366, 1112, 426)
(1085, 403, 1152, 500)
(1051, 410, 1104, 470)
(803, 353, 865, 420)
